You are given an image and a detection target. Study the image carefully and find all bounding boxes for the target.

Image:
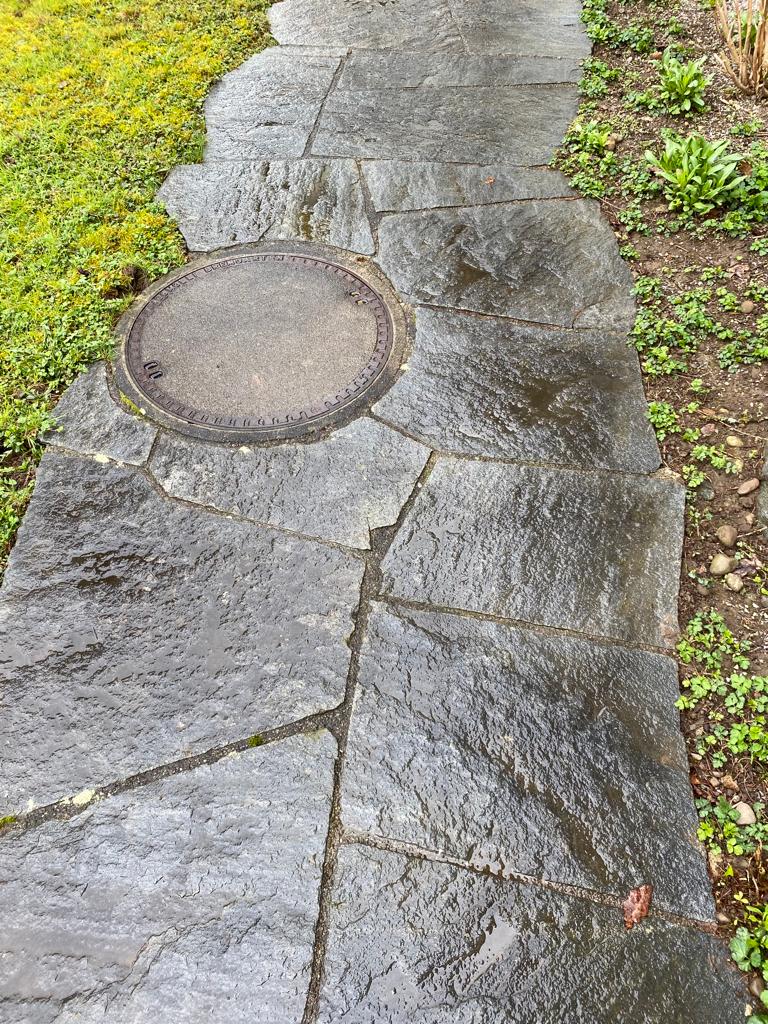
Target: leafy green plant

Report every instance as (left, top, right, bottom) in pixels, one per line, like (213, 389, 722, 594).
(657, 48, 711, 114)
(646, 400, 680, 440)
(732, 900, 768, 1009)
(646, 136, 745, 214)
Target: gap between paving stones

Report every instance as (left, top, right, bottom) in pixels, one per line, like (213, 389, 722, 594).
(302, 52, 349, 158)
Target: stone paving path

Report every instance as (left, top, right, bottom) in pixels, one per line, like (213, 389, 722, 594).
(0, 1, 753, 1021)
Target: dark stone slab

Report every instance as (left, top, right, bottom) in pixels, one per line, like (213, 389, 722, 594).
(448, 0, 592, 57)
(44, 363, 156, 465)
(317, 844, 747, 1024)
(0, 452, 362, 814)
(339, 51, 581, 89)
(205, 50, 341, 160)
(0, 732, 336, 1023)
(150, 418, 430, 549)
(159, 160, 374, 254)
(342, 604, 711, 917)
(270, 0, 464, 52)
(362, 161, 574, 212)
(376, 201, 636, 329)
(381, 458, 684, 646)
(312, 85, 577, 165)
(373, 307, 659, 471)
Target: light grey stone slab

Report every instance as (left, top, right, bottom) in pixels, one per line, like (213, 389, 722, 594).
(150, 418, 430, 549)
(362, 161, 574, 212)
(0, 452, 362, 814)
(44, 363, 156, 465)
(449, 0, 592, 58)
(381, 458, 684, 646)
(159, 160, 374, 255)
(0, 732, 336, 1024)
(376, 201, 636, 329)
(343, 604, 711, 917)
(373, 307, 659, 471)
(312, 85, 577, 164)
(270, 0, 464, 52)
(205, 50, 341, 160)
(318, 845, 747, 1024)
(338, 51, 581, 89)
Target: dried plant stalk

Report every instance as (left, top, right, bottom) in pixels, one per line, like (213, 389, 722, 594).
(715, 0, 768, 97)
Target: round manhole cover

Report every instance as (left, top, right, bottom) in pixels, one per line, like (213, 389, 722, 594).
(117, 246, 405, 442)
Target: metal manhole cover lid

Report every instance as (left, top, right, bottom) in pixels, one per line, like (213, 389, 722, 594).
(117, 246, 405, 442)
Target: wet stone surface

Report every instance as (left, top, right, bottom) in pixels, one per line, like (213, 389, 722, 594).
(0, 453, 362, 814)
(338, 51, 581, 88)
(150, 418, 430, 549)
(0, 733, 336, 1024)
(318, 844, 746, 1024)
(159, 160, 374, 255)
(373, 307, 659, 471)
(376, 201, 636, 329)
(342, 604, 711, 917)
(382, 459, 684, 646)
(449, 0, 591, 57)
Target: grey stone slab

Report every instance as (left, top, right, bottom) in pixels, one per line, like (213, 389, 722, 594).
(373, 307, 659, 471)
(362, 161, 574, 212)
(0, 732, 336, 1023)
(312, 85, 577, 164)
(381, 459, 684, 646)
(270, 0, 464, 52)
(204, 50, 340, 160)
(150, 418, 430, 549)
(339, 51, 581, 89)
(0, 452, 362, 814)
(343, 604, 711, 917)
(449, 0, 592, 58)
(44, 363, 156, 465)
(318, 844, 747, 1024)
(159, 160, 374, 255)
(376, 201, 636, 329)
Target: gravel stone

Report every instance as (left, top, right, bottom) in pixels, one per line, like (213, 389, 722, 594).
(716, 524, 738, 547)
(710, 553, 737, 576)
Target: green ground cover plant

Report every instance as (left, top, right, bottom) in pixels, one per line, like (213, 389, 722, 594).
(0, 0, 272, 568)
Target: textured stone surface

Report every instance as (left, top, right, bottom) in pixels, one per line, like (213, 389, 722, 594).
(45, 363, 156, 465)
(339, 51, 581, 88)
(0, 452, 362, 814)
(449, 0, 591, 57)
(159, 160, 374, 254)
(150, 418, 430, 549)
(343, 604, 710, 917)
(382, 459, 684, 646)
(312, 85, 577, 164)
(0, 733, 336, 1023)
(205, 50, 340, 159)
(376, 201, 636, 329)
(318, 845, 747, 1024)
(373, 308, 659, 470)
(362, 161, 574, 212)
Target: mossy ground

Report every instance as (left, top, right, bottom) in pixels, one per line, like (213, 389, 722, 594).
(0, 0, 272, 568)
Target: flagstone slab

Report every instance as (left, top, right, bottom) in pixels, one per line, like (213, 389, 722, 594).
(45, 363, 157, 466)
(448, 0, 592, 58)
(317, 845, 746, 1024)
(373, 308, 658, 470)
(159, 159, 374, 255)
(362, 162, 574, 212)
(381, 459, 684, 646)
(342, 604, 710, 917)
(0, 732, 336, 1024)
(205, 50, 341, 160)
(312, 85, 577, 164)
(376, 201, 636, 329)
(338, 51, 581, 89)
(149, 418, 430, 549)
(0, 452, 362, 815)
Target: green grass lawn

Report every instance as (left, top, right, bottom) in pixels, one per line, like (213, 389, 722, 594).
(0, 0, 272, 569)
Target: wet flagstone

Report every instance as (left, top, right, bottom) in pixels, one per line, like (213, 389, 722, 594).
(0, 453, 361, 814)
(337, 50, 581, 88)
(450, 0, 591, 58)
(0, 733, 335, 1024)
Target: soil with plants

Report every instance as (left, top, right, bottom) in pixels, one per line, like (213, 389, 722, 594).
(555, 0, 768, 1013)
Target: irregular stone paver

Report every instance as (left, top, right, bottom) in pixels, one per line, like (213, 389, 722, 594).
(362, 161, 574, 212)
(376, 201, 636, 329)
(317, 844, 746, 1024)
(373, 307, 659, 471)
(0, 452, 361, 814)
(149, 418, 430, 549)
(338, 51, 581, 88)
(381, 459, 684, 646)
(44, 362, 156, 465)
(0, 732, 336, 1024)
(159, 159, 374, 254)
(342, 604, 711, 917)
(449, 0, 591, 57)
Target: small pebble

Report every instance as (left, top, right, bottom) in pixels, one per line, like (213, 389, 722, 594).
(718, 407, 731, 415)
(726, 435, 744, 447)
(716, 911, 730, 924)
(710, 553, 737, 576)
(716, 524, 738, 547)
(700, 423, 717, 437)
(725, 573, 744, 592)
(721, 774, 738, 791)
(750, 977, 766, 1000)
(741, 300, 756, 314)
(738, 478, 760, 495)
(746, 512, 756, 525)
(735, 801, 756, 825)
